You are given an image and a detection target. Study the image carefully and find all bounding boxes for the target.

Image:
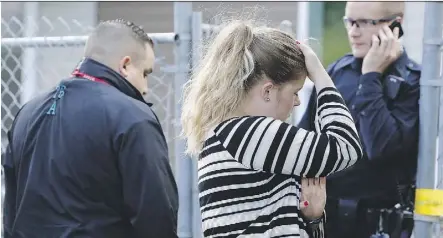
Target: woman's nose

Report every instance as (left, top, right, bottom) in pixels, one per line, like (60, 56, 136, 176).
(294, 98, 301, 107)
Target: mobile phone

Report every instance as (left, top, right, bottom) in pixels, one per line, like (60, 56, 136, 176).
(389, 21, 404, 38)
(374, 21, 404, 46)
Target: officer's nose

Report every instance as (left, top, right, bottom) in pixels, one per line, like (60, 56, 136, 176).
(348, 24, 361, 37)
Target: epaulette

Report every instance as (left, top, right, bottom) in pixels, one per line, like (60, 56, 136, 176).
(405, 59, 421, 72)
(330, 53, 355, 71)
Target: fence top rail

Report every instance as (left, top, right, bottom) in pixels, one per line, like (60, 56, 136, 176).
(202, 23, 221, 31)
(1, 32, 179, 48)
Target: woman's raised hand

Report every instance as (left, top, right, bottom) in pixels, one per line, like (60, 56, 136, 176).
(297, 41, 334, 89)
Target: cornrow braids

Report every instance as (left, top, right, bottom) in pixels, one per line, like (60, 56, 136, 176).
(103, 18, 154, 47)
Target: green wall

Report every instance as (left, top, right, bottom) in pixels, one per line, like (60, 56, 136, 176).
(322, 2, 350, 67)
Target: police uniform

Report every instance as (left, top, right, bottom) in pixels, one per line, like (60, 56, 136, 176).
(298, 51, 421, 238)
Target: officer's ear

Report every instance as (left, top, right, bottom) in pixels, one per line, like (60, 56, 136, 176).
(119, 56, 131, 78)
(394, 16, 404, 25)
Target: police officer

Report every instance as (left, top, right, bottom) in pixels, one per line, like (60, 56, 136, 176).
(298, 2, 420, 237)
(2, 19, 178, 238)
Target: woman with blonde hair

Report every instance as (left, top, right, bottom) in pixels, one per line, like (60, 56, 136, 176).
(181, 20, 363, 238)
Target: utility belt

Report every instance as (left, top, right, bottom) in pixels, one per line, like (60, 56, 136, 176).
(367, 204, 414, 238)
(330, 184, 415, 238)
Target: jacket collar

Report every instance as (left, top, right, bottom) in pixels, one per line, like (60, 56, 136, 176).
(74, 57, 152, 107)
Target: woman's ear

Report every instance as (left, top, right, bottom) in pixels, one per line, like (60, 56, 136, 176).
(261, 81, 275, 102)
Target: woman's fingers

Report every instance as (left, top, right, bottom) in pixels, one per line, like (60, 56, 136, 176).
(302, 177, 327, 186)
(296, 40, 308, 51)
(310, 178, 317, 186)
(302, 177, 328, 187)
(320, 177, 326, 188)
(301, 177, 308, 188)
(312, 178, 318, 186)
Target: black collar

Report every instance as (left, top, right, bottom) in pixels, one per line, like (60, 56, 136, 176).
(74, 57, 152, 107)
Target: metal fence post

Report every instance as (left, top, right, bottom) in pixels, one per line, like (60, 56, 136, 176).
(191, 11, 203, 238)
(279, 20, 295, 125)
(173, 2, 193, 238)
(21, 2, 39, 104)
(414, 2, 443, 237)
(293, 2, 315, 127)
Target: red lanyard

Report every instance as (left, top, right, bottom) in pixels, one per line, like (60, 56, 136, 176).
(71, 69, 110, 85)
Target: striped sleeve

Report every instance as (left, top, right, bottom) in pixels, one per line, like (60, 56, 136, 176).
(213, 87, 363, 177)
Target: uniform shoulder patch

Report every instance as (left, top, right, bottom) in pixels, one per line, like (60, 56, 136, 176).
(332, 53, 354, 71)
(405, 59, 421, 72)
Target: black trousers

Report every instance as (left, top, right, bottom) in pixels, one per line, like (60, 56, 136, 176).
(324, 198, 414, 238)
(325, 198, 374, 238)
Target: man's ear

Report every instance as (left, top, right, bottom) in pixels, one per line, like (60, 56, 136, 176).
(118, 56, 131, 77)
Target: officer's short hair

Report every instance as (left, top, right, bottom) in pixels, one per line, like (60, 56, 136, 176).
(97, 19, 154, 47)
(84, 19, 154, 66)
(380, 2, 405, 17)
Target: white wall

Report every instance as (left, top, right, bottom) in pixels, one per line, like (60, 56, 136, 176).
(402, 2, 426, 64)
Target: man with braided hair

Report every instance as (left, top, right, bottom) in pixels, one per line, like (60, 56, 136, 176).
(2, 19, 178, 238)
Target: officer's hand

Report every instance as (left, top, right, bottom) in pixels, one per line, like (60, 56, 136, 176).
(362, 25, 403, 75)
(297, 41, 329, 83)
(300, 177, 326, 221)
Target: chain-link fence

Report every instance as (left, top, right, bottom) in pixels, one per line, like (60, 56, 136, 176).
(1, 16, 91, 153)
(1, 16, 179, 161)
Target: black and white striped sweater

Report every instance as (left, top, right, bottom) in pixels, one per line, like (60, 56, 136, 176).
(197, 87, 363, 238)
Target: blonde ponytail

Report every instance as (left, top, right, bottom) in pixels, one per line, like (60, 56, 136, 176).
(181, 21, 255, 157)
(181, 20, 307, 158)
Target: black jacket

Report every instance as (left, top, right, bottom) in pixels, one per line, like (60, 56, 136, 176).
(2, 58, 179, 238)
